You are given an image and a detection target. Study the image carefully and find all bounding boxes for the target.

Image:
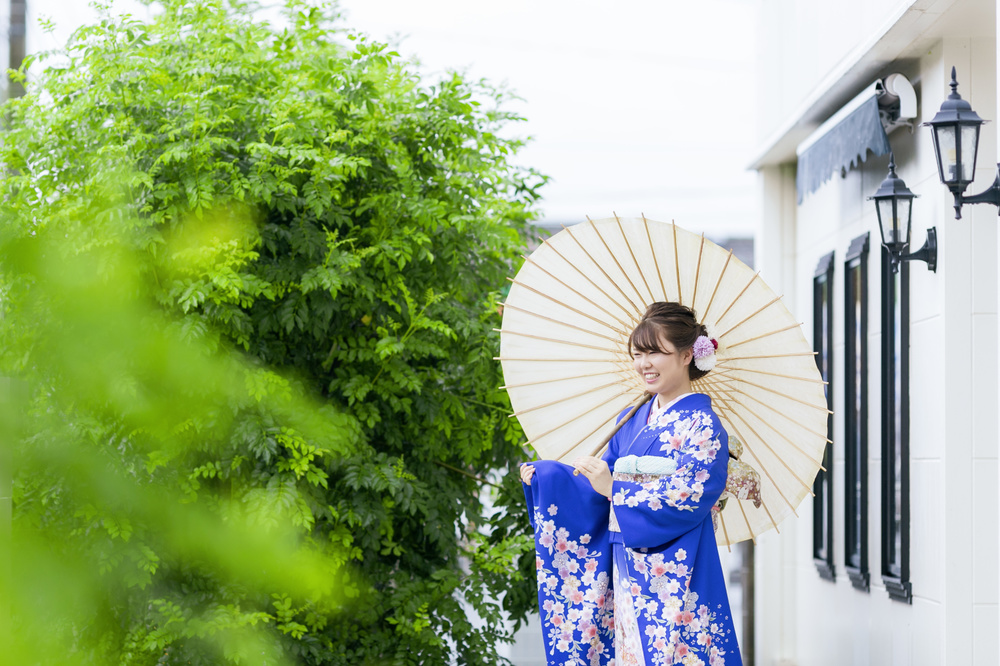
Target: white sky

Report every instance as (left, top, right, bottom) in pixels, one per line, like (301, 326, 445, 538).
(334, 0, 762, 236)
(27, 0, 761, 237)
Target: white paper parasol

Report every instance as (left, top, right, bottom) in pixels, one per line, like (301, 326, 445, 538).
(498, 216, 829, 546)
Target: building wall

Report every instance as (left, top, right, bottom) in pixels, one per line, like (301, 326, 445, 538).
(753, 5, 1000, 664)
(756, 0, 924, 140)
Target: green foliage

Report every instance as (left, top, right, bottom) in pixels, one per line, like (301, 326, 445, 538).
(0, 0, 544, 664)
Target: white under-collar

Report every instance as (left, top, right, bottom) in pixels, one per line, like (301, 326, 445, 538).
(647, 392, 695, 423)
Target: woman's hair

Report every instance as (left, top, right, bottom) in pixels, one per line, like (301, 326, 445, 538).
(628, 302, 710, 380)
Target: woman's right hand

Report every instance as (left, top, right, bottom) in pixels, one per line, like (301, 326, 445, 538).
(519, 463, 536, 485)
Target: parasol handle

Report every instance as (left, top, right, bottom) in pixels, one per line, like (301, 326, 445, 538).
(572, 393, 653, 475)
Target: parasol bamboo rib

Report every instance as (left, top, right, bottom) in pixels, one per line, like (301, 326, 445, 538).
(711, 378, 833, 456)
(725, 447, 783, 534)
(718, 509, 732, 552)
(530, 388, 634, 448)
(725, 351, 818, 361)
(708, 367, 826, 398)
(572, 393, 654, 471)
(692, 378, 727, 394)
(495, 328, 615, 354)
(692, 369, 737, 391)
(568, 222, 643, 317)
(719, 396, 816, 499)
(701, 250, 734, 321)
(533, 245, 638, 326)
(615, 213, 656, 304)
(495, 356, 614, 363)
(508, 378, 630, 417)
(501, 369, 631, 390)
(719, 295, 783, 340)
(549, 391, 640, 460)
(501, 302, 622, 344)
(543, 240, 638, 325)
(691, 234, 706, 313)
(591, 216, 647, 308)
(710, 365, 827, 385)
(711, 407, 782, 533)
(713, 396, 799, 513)
(701, 367, 747, 384)
(736, 377, 834, 414)
(716, 271, 761, 326)
(724, 323, 804, 349)
(507, 276, 629, 332)
(519, 255, 631, 330)
(728, 395, 831, 469)
(706, 406, 772, 540)
(672, 223, 682, 304)
(642, 214, 668, 301)
(754, 493, 780, 535)
(705, 364, 821, 411)
(697, 380, 744, 401)
(730, 411, 799, 512)
(588, 393, 652, 456)
(724, 388, 832, 445)
(736, 496, 759, 545)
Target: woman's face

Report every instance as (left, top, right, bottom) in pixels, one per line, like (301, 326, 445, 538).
(632, 332, 692, 398)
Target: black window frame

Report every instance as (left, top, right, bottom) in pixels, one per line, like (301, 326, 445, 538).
(881, 248, 912, 602)
(813, 251, 835, 581)
(844, 234, 870, 591)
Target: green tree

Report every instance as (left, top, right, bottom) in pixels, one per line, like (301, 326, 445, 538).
(0, 1, 543, 663)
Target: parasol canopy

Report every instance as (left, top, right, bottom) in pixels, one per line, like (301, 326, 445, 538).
(499, 216, 829, 546)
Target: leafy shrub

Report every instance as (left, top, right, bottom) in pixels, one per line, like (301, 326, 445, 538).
(0, 1, 543, 663)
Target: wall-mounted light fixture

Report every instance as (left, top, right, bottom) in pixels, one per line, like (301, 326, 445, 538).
(868, 154, 937, 273)
(924, 67, 998, 220)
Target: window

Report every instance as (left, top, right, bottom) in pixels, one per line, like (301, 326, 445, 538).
(881, 250, 912, 602)
(844, 234, 869, 591)
(813, 251, 835, 581)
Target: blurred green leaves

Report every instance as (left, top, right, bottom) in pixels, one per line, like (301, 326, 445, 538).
(3, 192, 357, 666)
(1, 0, 544, 663)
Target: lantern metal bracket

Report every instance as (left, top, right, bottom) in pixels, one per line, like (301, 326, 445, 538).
(901, 227, 937, 273)
(952, 164, 1000, 219)
(882, 227, 937, 274)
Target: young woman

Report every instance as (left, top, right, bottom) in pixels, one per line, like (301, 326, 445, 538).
(520, 302, 741, 666)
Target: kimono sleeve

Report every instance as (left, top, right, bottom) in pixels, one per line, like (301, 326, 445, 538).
(522, 461, 615, 665)
(612, 411, 729, 550)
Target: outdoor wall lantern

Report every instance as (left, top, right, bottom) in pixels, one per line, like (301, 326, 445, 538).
(869, 154, 937, 273)
(924, 67, 997, 220)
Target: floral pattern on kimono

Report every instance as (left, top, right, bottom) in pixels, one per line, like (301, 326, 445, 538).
(523, 462, 615, 665)
(523, 393, 742, 666)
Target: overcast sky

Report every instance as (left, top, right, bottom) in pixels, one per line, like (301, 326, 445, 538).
(334, 0, 762, 237)
(28, 0, 761, 237)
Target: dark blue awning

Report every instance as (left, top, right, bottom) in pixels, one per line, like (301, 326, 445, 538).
(796, 94, 890, 203)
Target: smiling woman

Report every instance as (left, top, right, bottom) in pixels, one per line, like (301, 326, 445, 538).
(629, 302, 708, 407)
(519, 302, 742, 665)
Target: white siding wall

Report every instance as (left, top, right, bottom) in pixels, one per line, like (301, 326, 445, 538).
(753, 23, 1000, 666)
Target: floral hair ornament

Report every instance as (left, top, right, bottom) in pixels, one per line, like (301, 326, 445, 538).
(692, 334, 718, 372)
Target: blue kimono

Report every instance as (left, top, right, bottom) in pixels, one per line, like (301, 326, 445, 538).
(522, 393, 742, 666)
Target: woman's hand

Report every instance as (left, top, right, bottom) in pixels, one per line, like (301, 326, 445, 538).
(519, 463, 536, 485)
(573, 456, 613, 498)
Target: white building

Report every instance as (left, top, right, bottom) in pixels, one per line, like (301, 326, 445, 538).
(750, 1, 999, 664)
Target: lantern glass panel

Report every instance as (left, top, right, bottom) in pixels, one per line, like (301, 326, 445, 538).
(877, 199, 899, 244)
(897, 198, 912, 244)
(935, 124, 959, 183)
(960, 123, 980, 182)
